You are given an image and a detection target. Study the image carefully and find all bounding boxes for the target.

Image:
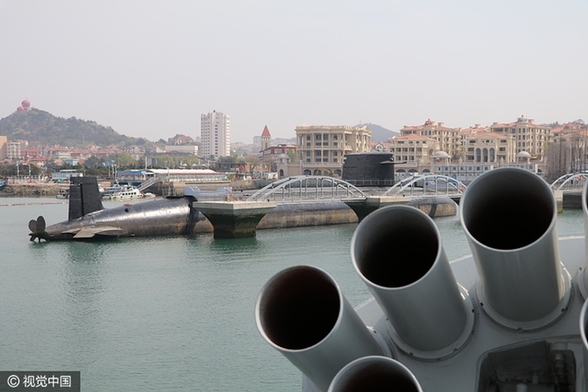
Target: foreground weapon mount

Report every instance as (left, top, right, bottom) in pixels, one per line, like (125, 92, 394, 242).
(256, 168, 588, 391)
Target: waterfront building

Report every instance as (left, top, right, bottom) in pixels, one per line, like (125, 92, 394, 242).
(548, 122, 588, 175)
(294, 125, 371, 176)
(200, 111, 230, 159)
(399, 119, 461, 158)
(387, 133, 438, 166)
(490, 116, 551, 160)
(464, 131, 516, 164)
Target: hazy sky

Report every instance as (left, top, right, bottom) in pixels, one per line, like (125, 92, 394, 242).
(1, 1, 587, 144)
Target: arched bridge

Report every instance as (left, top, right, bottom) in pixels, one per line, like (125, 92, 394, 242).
(550, 173, 588, 191)
(245, 175, 468, 202)
(246, 176, 368, 202)
(383, 174, 467, 197)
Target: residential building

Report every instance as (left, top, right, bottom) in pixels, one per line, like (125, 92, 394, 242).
(399, 119, 461, 158)
(200, 111, 230, 159)
(388, 133, 438, 166)
(490, 116, 551, 160)
(464, 131, 516, 164)
(294, 125, 371, 176)
(7, 141, 22, 160)
(548, 122, 588, 175)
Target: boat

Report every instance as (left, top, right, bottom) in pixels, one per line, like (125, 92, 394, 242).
(100, 185, 154, 201)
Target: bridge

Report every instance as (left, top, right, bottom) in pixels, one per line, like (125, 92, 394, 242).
(244, 175, 466, 222)
(245, 175, 466, 202)
(246, 176, 369, 201)
(206, 173, 585, 237)
(550, 172, 588, 191)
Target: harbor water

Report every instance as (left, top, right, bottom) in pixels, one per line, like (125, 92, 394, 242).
(0, 197, 585, 391)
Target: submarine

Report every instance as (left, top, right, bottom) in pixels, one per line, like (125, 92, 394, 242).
(28, 177, 210, 241)
(256, 167, 588, 391)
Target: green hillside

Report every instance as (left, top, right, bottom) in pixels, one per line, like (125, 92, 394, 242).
(0, 109, 149, 147)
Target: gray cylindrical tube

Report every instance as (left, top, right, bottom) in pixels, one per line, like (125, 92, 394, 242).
(255, 265, 385, 392)
(580, 298, 588, 384)
(328, 356, 423, 392)
(460, 167, 565, 325)
(582, 180, 588, 298)
(351, 205, 471, 354)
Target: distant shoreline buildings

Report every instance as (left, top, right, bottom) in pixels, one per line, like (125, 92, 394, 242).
(2, 99, 587, 183)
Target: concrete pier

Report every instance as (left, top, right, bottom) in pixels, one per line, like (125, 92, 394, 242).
(343, 196, 407, 222)
(194, 201, 277, 238)
(343, 195, 458, 221)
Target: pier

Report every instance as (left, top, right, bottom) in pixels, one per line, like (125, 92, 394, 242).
(194, 201, 277, 239)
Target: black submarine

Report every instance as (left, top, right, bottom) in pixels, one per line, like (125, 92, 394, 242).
(28, 177, 210, 241)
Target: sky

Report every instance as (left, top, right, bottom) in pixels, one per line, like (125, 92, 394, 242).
(1, 1, 587, 144)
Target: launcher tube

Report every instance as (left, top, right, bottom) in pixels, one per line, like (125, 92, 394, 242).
(255, 265, 385, 392)
(351, 205, 470, 353)
(460, 168, 564, 324)
(328, 356, 423, 392)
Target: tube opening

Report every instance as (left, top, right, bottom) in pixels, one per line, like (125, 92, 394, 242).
(257, 266, 340, 350)
(462, 170, 555, 250)
(353, 207, 438, 288)
(329, 357, 421, 392)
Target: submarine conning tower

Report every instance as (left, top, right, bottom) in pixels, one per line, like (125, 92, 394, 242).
(68, 176, 104, 220)
(256, 167, 588, 391)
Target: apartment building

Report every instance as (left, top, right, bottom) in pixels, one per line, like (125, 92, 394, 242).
(464, 131, 516, 163)
(387, 133, 438, 165)
(7, 141, 22, 160)
(399, 119, 460, 158)
(294, 125, 371, 176)
(200, 111, 230, 159)
(490, 116, 551, 160)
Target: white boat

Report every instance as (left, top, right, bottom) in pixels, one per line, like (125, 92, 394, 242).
(101, 185, 154, 201)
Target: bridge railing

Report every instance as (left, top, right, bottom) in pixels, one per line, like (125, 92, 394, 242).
(246, 176, 368, 202)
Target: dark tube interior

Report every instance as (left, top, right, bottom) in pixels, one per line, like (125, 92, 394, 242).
(462, 171, 554, 250)
(354, 209, 438, 288)
(333, 362, 420, 392)
(259, 266, 340, 350)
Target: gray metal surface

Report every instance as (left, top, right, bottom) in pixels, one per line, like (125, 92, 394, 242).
(257, 168, 588, 391)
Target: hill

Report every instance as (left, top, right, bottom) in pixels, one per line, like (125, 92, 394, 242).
(0, 109, 149, 147)
(358, 123, 398, 142)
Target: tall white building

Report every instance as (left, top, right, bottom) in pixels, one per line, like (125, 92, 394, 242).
(200, 111, 230, 159)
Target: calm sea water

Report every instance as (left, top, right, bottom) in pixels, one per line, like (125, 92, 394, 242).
(0, 197, 584, 391)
